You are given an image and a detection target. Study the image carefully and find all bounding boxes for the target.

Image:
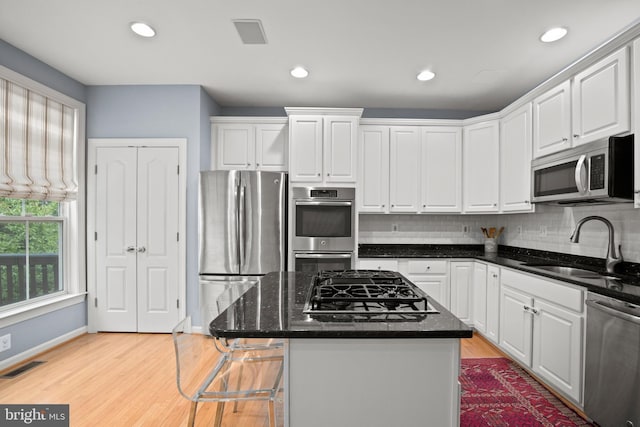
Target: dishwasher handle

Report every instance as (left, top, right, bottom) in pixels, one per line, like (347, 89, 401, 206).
(586, 298, 640, 325)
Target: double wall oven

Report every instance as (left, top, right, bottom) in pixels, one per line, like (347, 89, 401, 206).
(292, 187, 355, 273)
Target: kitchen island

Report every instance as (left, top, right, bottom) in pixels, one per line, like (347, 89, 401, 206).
(209, 271, 473, 427)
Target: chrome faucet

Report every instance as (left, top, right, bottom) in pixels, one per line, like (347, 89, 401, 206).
(569, 216, 622, 273)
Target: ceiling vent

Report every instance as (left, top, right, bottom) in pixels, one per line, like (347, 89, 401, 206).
(232, 19, 268, 44)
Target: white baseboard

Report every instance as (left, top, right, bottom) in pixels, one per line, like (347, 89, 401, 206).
(191, 325, 204, 335)
(0, 326, 87, 372)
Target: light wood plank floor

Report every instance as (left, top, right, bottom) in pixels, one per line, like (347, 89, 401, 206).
(0, 332, 566, 426)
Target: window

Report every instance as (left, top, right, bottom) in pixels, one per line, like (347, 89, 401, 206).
(0, 198, 64, 308)
(0, 64, 85, 319)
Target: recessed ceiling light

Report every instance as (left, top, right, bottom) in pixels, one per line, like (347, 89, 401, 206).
(290, 66, 309, 79)
(417, 70, 436, 81)
(540, 27, 567, 43)
(130, 22, 156, 38)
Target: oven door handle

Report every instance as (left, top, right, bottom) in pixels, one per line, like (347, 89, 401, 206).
(574, 154, 589, 194)
(294, 201, 353, 206)
(586, 299, 640, 325)
(295, 253, 353, 259)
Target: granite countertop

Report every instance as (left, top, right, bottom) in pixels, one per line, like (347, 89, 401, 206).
(208, 271, 473, 339)
(359, 244, 640, 305)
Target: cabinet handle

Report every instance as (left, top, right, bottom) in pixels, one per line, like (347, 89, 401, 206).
(382, 204, 385, 207)
(426, 266, 431, 271)
(327, 173, 330, 176)
(635, 190, 640, 194)
(138, 246, 146, 253)
(317, 173, 321, 177)
(423, 204, 426, 208)
(531, 307, 540, 315)
(493, 203, 497, 207)
(126, 246, 136, 253)
(256, 163, 260, 167)
(573, 134, 580, 138)
(561, 138, 568, 142)
(523, 305, 530, 312)
(524, 200, 529, 204)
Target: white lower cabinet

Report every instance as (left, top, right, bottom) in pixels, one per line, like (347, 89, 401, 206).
(485, 265, 500, 344)
(449, 261, 473, 324)
(357, 258, 399, 271)
(472, 263, 487, 334)
(404, 259, 449, 309)
(499, 268, 585, 404)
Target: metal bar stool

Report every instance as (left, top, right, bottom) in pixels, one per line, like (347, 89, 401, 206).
(172, 317, 284, 427)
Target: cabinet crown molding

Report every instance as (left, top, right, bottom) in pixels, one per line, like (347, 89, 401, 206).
(285, 107, 363, 117)
(210, 116, 288, 124)
(360, 118, 462, 126)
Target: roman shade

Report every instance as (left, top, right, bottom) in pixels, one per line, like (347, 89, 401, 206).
(0, 77, 77, 201)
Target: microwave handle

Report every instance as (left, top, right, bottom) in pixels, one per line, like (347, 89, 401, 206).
(575, 154, 588, 194)
(295, 201, 353, 207)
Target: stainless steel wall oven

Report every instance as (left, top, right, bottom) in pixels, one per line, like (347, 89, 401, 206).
(292, 187, 355, 273)
(292, 187, 355, 252)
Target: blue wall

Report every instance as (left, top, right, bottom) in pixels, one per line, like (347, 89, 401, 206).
(86, 85, 220, 326)
(0, 39, 88, 362)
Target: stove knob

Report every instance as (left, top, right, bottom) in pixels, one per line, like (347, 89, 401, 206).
(320, 240, 327, 246)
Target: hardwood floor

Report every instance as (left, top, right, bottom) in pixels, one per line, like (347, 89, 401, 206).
(0, 332, 571, 426)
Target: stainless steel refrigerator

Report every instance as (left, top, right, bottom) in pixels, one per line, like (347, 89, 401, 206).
(198, 170, 287, 327)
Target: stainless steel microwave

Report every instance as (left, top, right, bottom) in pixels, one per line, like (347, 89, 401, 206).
(531, 134, 634, 205)
(292, 187, 355, 252)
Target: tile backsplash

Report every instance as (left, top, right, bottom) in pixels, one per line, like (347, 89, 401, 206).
(358, 204, 640, 263)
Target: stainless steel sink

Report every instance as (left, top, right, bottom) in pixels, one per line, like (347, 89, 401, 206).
(523, 264, 602, 278)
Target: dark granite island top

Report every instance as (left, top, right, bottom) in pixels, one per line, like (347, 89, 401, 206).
(208, 271, 473, 339)
(208, 271, 471, 427)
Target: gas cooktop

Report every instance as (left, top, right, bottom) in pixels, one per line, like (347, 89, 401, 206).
(303, 270, 439, 316)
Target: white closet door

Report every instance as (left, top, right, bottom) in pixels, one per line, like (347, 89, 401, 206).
(136, 147, 180, 332)
(95, 147, 138, 332)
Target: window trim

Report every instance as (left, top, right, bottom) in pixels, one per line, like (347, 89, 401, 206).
(0, 65, 86, 326)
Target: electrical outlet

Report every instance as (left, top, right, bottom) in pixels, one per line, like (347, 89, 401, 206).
(0, 333, 10, 352)
(516, 225, 522, 235)
(462, 224, 469, 234)
(392, 223, 398, 232)
(539, 225, 547, 237)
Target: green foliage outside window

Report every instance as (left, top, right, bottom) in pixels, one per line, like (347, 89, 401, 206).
(0, 198, 62, 307)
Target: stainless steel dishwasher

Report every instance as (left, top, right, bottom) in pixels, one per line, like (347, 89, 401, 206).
(584, 292, 640, 427)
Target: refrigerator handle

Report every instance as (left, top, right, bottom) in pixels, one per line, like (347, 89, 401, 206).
(239, 184, 246, 269)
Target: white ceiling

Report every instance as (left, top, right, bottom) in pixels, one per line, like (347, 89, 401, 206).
(1, 0, 640, 113)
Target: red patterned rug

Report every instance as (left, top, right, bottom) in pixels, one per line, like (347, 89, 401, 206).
(460, 358, 592, 427)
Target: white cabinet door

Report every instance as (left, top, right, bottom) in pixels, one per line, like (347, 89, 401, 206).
(359, 126, 390, 213)
(532, 298, 583, 403)
(255, 123, 287, 171)
(324, 116, 358, 182)
(500, 103, 534, 212)
(412, 276, 449, 309)
(421, 127, 462, 212)
(635, 39, 640, 208)
(289, 116, 323, 182)
(449, 261, 473, 324)
(472, 262, 487, 333)
(485, 265, 500, 344)
(572, 47, 630, 146)
(215, 123, 255, 170)
(499, 285, 533, 366)
(533, 81, 571, 158)
(389, 127, 421, 212)
(357, 258, 398, 271)
(463, 121, 499, 212)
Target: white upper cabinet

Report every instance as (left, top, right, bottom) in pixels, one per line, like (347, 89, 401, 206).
(389, 126, 421, 212)
(421, 127, 462, 212)
(212, 118, 287, 171)
(358, 126, 390, 213)
(287, 108, 362, 184)
(323, 116, 359, 182)
(532, 81, 571, 158)
(500, 103, 533, 212)
(463, 120, 500, 212)
(533, 46, 630, 159)
(255, 124, 289, 171)
(571, 46, 630, 146)
(288, 115, 324, 182)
